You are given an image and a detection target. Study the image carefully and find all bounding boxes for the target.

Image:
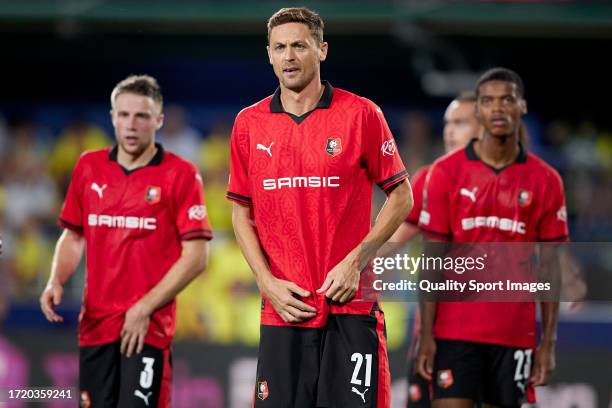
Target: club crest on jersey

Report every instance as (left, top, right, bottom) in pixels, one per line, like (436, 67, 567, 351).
(381, 139, 396, 157)
(326, 137, 342, 157)
(518, 189, 533, 208)
(145, 186, 161, 204)
(80, 390, 92, 408)
(437, 369, 454, 389)
(409, 384, 422, 402)
(257, 381, 269, 400)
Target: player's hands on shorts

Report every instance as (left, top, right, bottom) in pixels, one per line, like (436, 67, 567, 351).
(317, 252, 360, 304)
(416, 333, 436, 381)
(40, 282, 65, 323)
(529, 341, 556, 386)
(260, 275, 317, 324)
(121, 301, 152, 358)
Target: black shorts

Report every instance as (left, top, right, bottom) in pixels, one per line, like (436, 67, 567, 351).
(406, 357, 432, 408)
(254, 309, 390, 408)
(79, 341, 172, 408)
(433, 339, 534, 407)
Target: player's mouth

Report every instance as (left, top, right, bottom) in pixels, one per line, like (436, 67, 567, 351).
(124, 135, 139, 145)
(282, 67, 300, 77)
(490, 117, 509, 127)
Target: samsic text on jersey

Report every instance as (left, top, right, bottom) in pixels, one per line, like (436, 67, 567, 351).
(418, 139, 568, 347)
(227, 81, 408, 327)
(59, 145, 213, 348)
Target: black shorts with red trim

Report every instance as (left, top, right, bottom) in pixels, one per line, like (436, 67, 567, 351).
(406, 357, 432, 408)
(253, 307, 390, 408)
(79, 341, 172, 408)
(433, 339, 535, 407)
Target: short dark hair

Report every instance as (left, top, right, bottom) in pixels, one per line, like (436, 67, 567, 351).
(111, 75, 163, 109)
(476, 67, 524, 98)
(267, 7, 324, 45)
(455, 91, 477, 104)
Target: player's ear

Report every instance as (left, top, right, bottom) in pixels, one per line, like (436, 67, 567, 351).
(267, 45, 273, 65)
(109, 109, 117, 126)
(319, 41, 328, 62)
(519, 99, 528, 114)
(156, 113, 164, 131)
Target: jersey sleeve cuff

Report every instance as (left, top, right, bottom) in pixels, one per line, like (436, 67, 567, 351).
(58, 218, 83, 234)
(377, 170, 409, 194)
(226, 191, 253, 205)
(537, 235, 569, 243)
(180, 229, 213, 241)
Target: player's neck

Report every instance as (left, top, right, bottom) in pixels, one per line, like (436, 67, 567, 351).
(117, 142, 157, 170)
(279, 78, 324, 116)
(476, 135, 520, 169)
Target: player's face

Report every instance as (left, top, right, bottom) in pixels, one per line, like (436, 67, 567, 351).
(111, 92, 163, 157)
(267, 22, 328, 92)
(443, 100, 479, 153)
(476, 80, 526, 139)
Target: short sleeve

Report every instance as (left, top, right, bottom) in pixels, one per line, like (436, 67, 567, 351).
(361, 100, 408, 194)
(405, 166, 429, 226)
(537, 171, 569, 242)
(226, 112, 252, 205)
(418, 162, 451, 241)
(59, 157, 84, 234)
(174, 164, 213, 241)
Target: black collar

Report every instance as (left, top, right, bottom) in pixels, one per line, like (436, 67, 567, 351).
(270, 81, 334, 124)
(109, 142, 165, 175)
(465, 138, 527, 173)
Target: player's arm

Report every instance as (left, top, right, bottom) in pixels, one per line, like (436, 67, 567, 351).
(317, 179, 413, 303)
(416, 237, 448, 381)
(530, 245, 561, 386)
(232, 202, 317, 324)
(40, 229, 85, 323)
(120, 239, 209, 357)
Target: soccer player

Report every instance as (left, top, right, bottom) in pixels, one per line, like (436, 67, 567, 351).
(227, 7, 412, 407)
(40, 75, 212, 408)
(386, 92, 481, 408)
(416, 68, 567, 408)
(390, 92, 480, 245)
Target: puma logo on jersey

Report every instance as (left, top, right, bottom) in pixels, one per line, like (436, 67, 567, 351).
(516, 381, 526, 394)
(134, 390, 152, 406)
(460, 187, 478, 202)
(351, 386, 368, 403)
(91, 183, 107, 199)
(256, 142, 274, 157)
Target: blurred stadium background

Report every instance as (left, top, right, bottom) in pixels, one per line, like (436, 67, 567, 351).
(0, 1, 611, 407)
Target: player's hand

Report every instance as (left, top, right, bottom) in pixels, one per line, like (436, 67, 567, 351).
(416, 334, 436, 381)
(40, 282, 64, 323)
(121, 301, 152, 358)
(316, 252, 360, 304)
(260, 276, 317, 324)
(529, 342, 555, 386)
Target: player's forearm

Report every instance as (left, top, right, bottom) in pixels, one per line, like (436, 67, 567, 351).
(540, 301, 559, 346)
(358, 180, 413, 264)
(232, 203, 274, 287)
(138, 240, 209, 314)
(47, 229, 85, 286)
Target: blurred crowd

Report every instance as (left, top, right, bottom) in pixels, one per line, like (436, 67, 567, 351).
(0, 104, 611, 348)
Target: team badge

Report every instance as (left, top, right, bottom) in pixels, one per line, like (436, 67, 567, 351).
(408, 384, 422, 402)
(437, 369, 454, 389)
(145, 186, 161, 204)
(257, 381, 269, 400)
(381, 139, 396, 156)
(557, 205, 567, 222)
(80, 390, 91, 408)
(518, 189, 533, 208)
(188, 205, 207, 221)
(326, 138, 342, 157)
